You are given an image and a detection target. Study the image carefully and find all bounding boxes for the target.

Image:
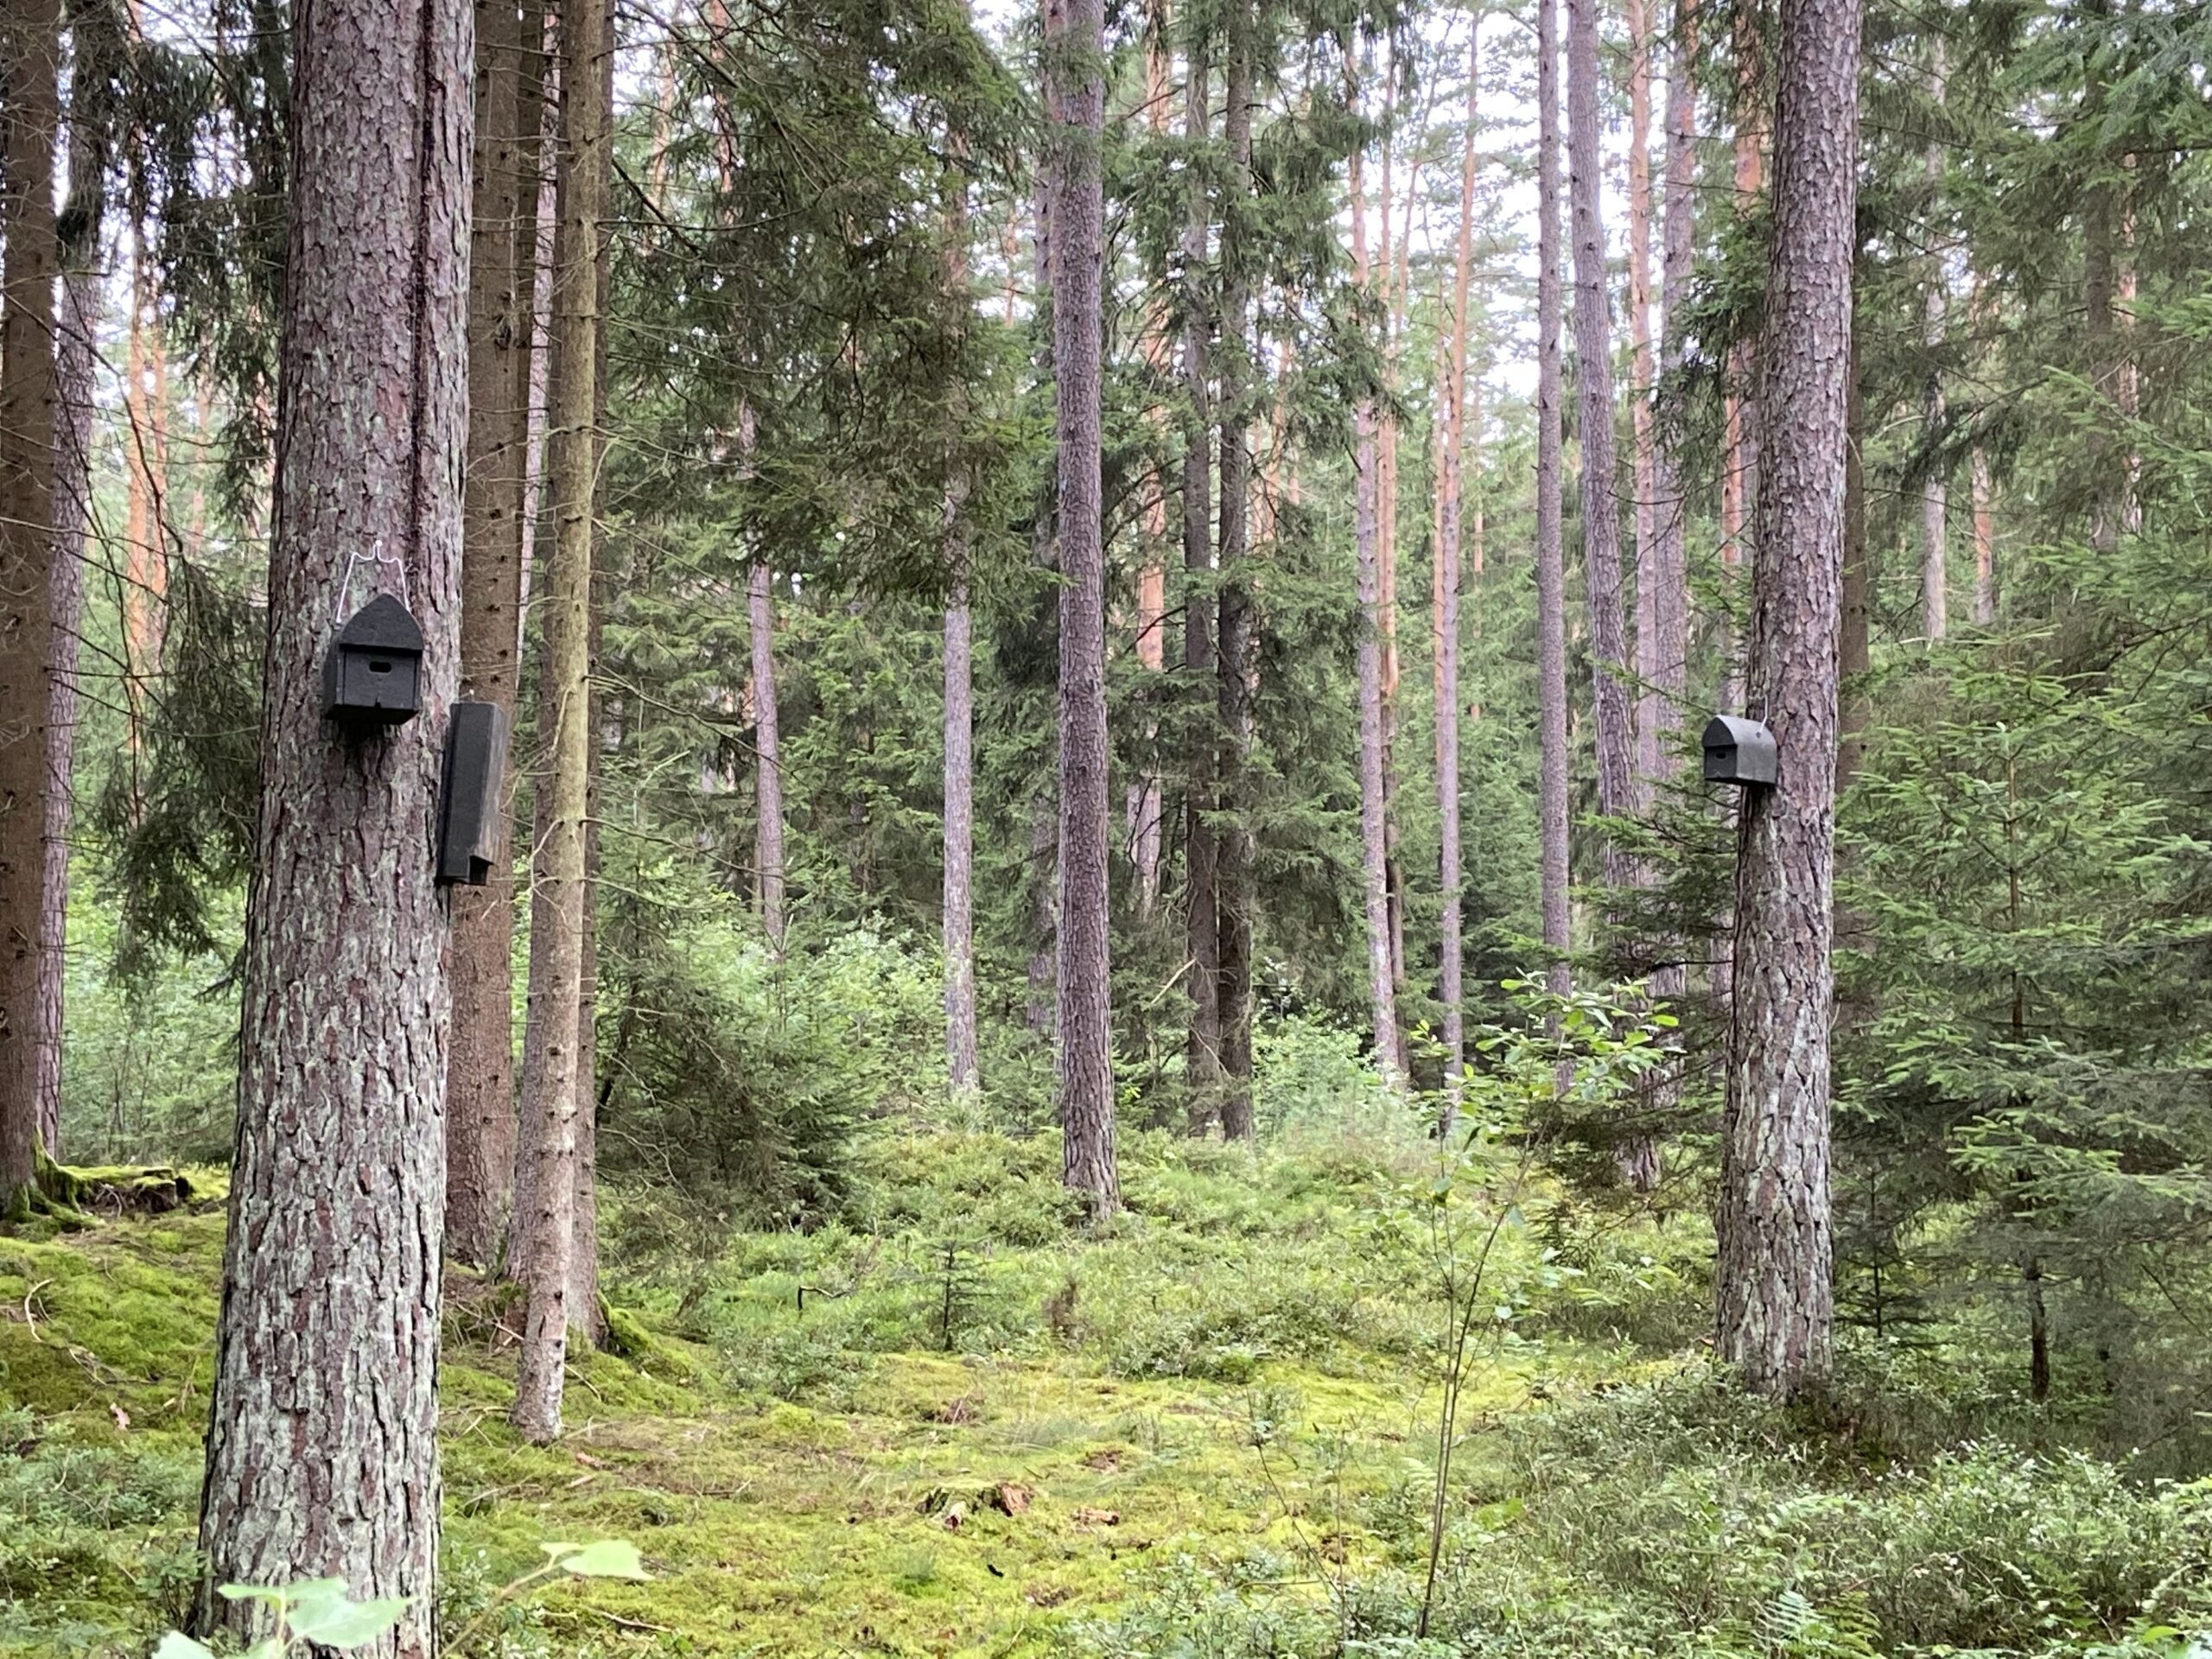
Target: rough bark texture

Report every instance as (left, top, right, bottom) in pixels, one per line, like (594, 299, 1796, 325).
(1213, 2, 1255, 1141)
(120, 233, 169, 767)
(749, 557, 785, 953)
(1128, 14, 1171, 920)
(1025, 786, 1057, 1039)
(944, 572, 979, 1093)
(1535, 0, 1572, 1006)
(512, 0, 607, 1444)
(1837, 320, 1868, 794)
(1719, 0, 1766, 709)
(1919, 86, 1948, 642)
(1643, 0, 1696, 1033)
(1628, 0, 1659, 796)
(193, 0, 467, 1630)
(448, 0, 545, 1269)
(1350, 141, 1402, 1086)
(37, 257, 99, 1160)
(1047, 0, 1117, 1216)
(0, 0, 61, 1211)
(1181, 36, 1222, 1124)
(1567, 0, 1635, 857)
(1716, 0, 1859, 1401)
(1433, 27, 1479, 1122)
(1971, 441, 1995, 624)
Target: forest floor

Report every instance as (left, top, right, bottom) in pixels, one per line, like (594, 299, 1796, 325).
(3, 1122, 2209, 1659)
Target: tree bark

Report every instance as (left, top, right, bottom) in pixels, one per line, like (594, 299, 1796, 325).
(1716, 0, 1859, 1400)
(1128, 9, 1172, 920)
(1213, 0, 1255, 1140)
(1836, 316, 1868, 794)
(1046, 0, 1117, 1215)
(1971, 441, 1995, 625)
(1919, 66, 1948, 642)
(448, 0, 546, 1269)
(1567, 0, 1636, 863)
(1025, 786, 1057, 1039)
(194, 0, 467, 1630)
(1719, 0, 1766, 709)
(1535, 0, 1572, 1008)
(1642, 0, 1696, 1032)
(1181, 31, 1222, 1127)
(1434, 25, 1481, 1123)
(512, 0, 607, 1444)
(1350, 136, 1402, 1087)
(38, 72, 106, 1159)
(0, 0, 61, 1211)
(1629, 0, 1659, 797)
(749, 556, 785, 954)
(944, 136, 978, 1096)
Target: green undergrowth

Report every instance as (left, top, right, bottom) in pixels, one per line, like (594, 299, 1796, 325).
(3, 1128, 2208, 1658)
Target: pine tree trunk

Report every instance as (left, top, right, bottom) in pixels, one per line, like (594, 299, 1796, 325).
(1837, 318, 1868, 794)
(943, 107, 979, 1096)
(38, 237, 100, 1158)
(1919, 85, 1948, 642)
(1128, 12, 1172, 920)
(1434, 27, 1480, 1123)
(1971, 442, 1995, 624)
(512, 0, 608, 1444)
(121, 232, 168, 773)
(194, 0, 467, 1629)
(1719, 2, 1766, 710)
(1642, 0, 1697, 1043)
(1716, 0, 1859, 1401)
(1629, 0, 1659, 798)
(1567, 0, 1635, 861)
(944, 577, 979, 1093)
(944, 137, 979, 1093)
(1213, 0, 1256, 1141)
(0, 0, 61, 1212)
(1026, 787, 1057, 1038)
(1181, 34, 1222, 1127)
(448, 0, 546, 1269)
(1046, 0, 1118, 1215)
(1535, 0, 1572, 1008)
(749, 556, 785, 954)
(1350, 137, 1402, 1087)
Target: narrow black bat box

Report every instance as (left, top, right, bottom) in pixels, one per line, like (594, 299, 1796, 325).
(437, 700, 510, 887)
(322, 594, 424, 729)
(1702, 714, 1779, 787)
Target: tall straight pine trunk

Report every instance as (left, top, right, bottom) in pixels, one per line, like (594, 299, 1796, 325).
(1047, 0, 1118, 1214)
(512, 0, 609, 1445)
(749, 559, 786, 951)
(0, 0, 61, 1211)
(943, 73, 980, 1097)
(1214, 0, 1256, 1140)
(1433, 24, 1482, 1122)
(1719, 1, 1765, 709)
(38, 74, 109, 1157)
(1919, 61, 1948, 641)
(1349, 137, 1402, 1087)
(194, 0, 467, 1635)
(1567, 0, 1635, 868)
(1535, 0, 1572, 1007)
(1717, 0, 1860, 1400)
(1181, 32, 1222, 1125)
(449, 0, 547, 1268)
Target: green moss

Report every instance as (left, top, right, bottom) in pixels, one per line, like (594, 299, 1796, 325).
(0, 1128, 1698, 1657)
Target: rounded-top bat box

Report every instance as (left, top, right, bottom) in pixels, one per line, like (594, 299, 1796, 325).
(322, 594, 425, 731)
(1701, 714, 1779, 787)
